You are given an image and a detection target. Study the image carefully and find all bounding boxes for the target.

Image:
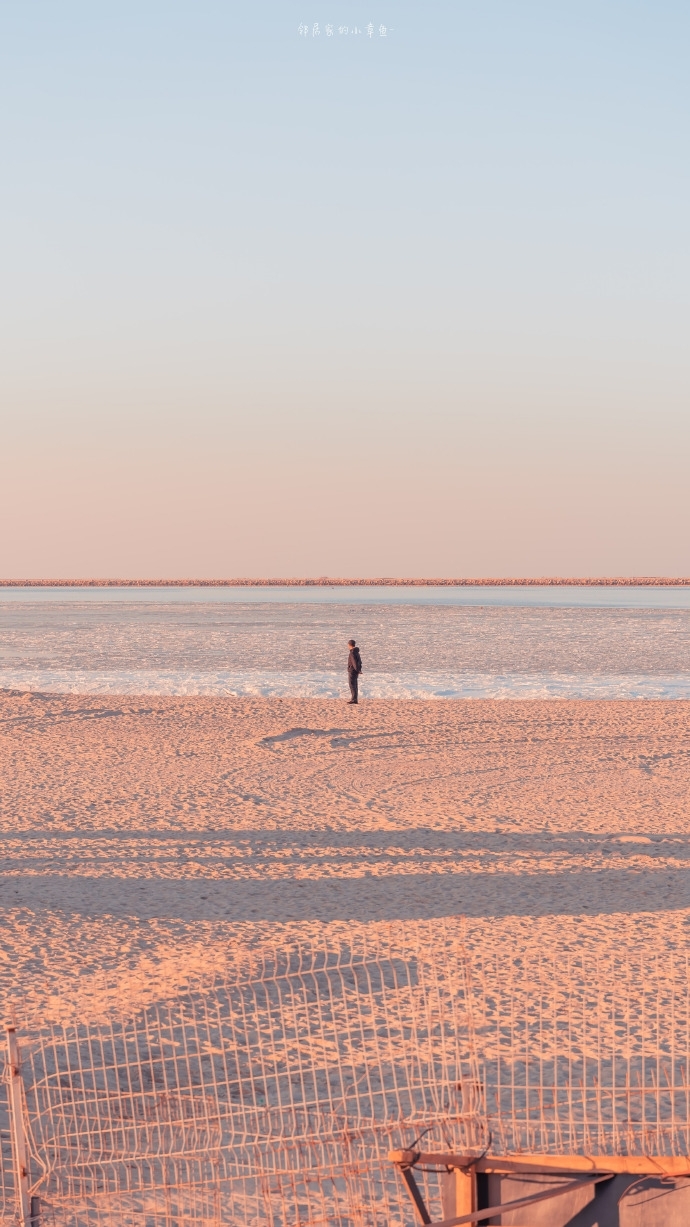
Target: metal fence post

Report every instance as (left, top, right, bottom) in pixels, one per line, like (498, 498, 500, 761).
(6, 1027, 32, 1226)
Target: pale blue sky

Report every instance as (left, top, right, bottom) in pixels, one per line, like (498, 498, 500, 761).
(1, 2, 689, 577)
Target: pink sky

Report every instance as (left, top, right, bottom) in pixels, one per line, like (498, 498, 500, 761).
(2, 2, 689, 578)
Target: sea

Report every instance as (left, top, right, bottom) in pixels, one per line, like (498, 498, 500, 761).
(1, 585, 690, 699)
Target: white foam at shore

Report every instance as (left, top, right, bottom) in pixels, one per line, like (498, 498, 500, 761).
(3, 669, 690, 698)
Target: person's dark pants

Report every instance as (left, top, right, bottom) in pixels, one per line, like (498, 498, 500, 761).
(348, 670, 359, 703)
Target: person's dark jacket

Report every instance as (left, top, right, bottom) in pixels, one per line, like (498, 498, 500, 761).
(348, 647, 362, 675)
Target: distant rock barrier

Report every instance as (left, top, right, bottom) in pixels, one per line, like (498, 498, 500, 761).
(2, 577, 690, 587)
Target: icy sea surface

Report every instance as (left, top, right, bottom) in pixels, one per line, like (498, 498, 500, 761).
(1, 586, 690, 698)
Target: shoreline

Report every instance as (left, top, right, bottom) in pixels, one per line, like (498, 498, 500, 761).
(3, 681, 690, 699)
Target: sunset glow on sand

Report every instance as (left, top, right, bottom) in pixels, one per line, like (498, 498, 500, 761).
(3, 0, 690, 1221)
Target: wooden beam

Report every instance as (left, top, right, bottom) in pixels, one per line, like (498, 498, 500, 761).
(399, 1165, 432, 1225)
(6, 1028, 31, 1227)
(441, 1166, 475, 1220)
(388, 1148, 690, 1178)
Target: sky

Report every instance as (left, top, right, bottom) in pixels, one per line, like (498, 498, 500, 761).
(1, 1, 689, 578)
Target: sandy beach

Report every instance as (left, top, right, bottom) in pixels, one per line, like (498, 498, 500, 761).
(1, 691, 689, 1026)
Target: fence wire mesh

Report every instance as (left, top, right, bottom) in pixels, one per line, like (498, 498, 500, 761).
(2, 920, 484, 1226)
(2, 921, 690, 1226)
(474, 945, 690, 1157)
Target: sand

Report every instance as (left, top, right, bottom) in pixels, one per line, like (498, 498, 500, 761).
(1, 691, 689, 1024)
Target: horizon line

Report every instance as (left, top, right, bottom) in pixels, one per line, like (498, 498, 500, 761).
(2, 577, 690, 588)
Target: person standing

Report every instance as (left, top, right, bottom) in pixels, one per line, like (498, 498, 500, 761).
(347, 639, 362, 704)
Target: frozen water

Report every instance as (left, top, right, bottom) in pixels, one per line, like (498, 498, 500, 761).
(1, 589, 689, 698)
